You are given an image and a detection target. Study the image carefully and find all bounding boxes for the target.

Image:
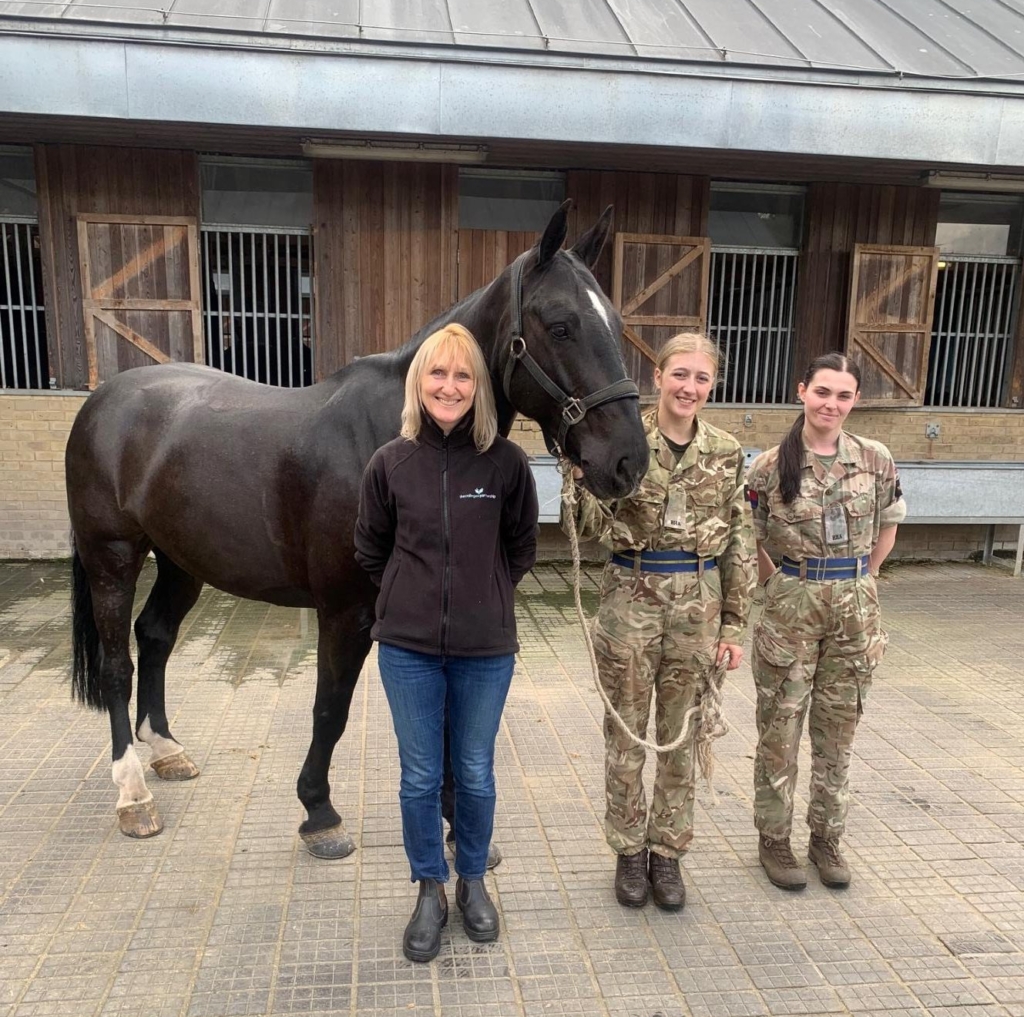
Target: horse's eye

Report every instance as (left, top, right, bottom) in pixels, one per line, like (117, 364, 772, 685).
(550, 324, 570, 341)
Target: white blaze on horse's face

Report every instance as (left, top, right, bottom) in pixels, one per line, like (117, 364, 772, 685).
(587, 286, 612, 331)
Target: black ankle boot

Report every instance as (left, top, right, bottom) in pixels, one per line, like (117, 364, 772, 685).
(403, 879, 448, 962)
(456, 877, 499, 942)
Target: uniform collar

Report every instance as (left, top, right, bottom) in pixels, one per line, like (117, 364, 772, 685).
(800, 429, 861, 468)
(801, 429, 863, 484)
(643, 406, 712, 454)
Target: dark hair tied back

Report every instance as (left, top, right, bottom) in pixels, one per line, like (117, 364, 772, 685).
(777, 353, 861, 504)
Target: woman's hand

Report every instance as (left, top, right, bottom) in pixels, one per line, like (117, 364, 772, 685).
(571, 466, 585, 480)
(717, 642, 744, 670)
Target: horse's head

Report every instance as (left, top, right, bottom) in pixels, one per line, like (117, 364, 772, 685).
(500, 201, 648, 500)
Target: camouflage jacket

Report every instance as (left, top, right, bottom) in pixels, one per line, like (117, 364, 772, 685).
(746, 430, 907, 561)
(561, 408, 756, 645)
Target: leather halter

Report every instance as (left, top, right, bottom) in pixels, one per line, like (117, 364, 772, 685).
(501, 252, 640, 457)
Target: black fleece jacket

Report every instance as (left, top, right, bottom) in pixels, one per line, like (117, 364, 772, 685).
(354, 416, 539, 657)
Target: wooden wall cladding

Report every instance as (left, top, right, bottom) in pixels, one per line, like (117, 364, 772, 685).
(456, 230, 538, 301)
(566, 171, 710, 296)
(34, 144, 201, 390)
(313, 161, 457, 377)
(793, 184, 940, 385)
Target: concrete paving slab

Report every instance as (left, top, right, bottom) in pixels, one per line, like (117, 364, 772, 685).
(0, 560, 1022, 1016)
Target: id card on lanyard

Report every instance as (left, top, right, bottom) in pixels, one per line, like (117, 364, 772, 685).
(664, 485, 687, 532)
(823, 501, 849, 546)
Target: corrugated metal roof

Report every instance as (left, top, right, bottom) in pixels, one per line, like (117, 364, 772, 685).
(1, 0, 1023, 82)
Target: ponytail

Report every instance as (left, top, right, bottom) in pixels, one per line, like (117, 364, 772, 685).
(778, 412, 806, 505)
(778, 352, 861, 505)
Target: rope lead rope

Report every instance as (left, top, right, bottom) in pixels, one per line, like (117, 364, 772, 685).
(558, 459, 730, 787)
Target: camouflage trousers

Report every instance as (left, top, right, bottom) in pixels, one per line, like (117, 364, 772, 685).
(752, 571, 888, 841)
(592, 561, 722, 860)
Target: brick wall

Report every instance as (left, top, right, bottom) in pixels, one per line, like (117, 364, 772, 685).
(513, 406, 1024, 562)
(3, 394, 1022, 561)
(1, 393, 86, 559)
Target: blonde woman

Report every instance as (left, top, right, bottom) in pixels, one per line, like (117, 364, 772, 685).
(563, 333, 755, 911)
(355, 324, 538, 961)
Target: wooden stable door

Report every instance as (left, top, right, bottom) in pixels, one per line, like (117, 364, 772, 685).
(77, 214, 203, 388)
(846, 243, 940, 406)
(611, 233, 710, 395)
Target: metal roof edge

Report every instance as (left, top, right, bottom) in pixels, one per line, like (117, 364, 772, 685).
(2, 30, 1024, 169)
(2, 15, 1024, 96)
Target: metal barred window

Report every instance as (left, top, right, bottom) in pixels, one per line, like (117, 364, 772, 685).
(201, 227, 314, 387)
(926, 255, 1020, 407)
(0, 220, 49, 389)
(708, 247, 798, 404)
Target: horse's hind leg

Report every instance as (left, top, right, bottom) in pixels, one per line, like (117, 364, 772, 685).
(78, 538, 160, 838)
(297, 602, 373, 859)
(134, 550, 204, 782)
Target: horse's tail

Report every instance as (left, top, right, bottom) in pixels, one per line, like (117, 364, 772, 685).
(70, 535, 105, 710)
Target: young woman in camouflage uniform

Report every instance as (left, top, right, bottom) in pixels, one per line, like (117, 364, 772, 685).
(562, 333, 755, 911)
(746, 352, 905, 890)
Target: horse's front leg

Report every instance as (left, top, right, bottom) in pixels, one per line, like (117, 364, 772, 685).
(297, 602, 373, 859)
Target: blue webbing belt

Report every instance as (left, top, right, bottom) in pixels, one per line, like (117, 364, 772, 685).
(610, 549, 718, 575)
(780, 555, 870, 581)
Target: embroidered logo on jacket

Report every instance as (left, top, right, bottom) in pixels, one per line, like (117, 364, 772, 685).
(460, 487, 497, 500)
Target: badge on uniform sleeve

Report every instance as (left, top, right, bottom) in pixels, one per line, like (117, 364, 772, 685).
(665, 485, 687, 531)
(746, 485, 758, 509)
(824, 502, 848, 545)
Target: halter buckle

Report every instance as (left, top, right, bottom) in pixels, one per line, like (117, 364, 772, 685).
(562, 397, 586, 426)
(509, 336, 527, 361)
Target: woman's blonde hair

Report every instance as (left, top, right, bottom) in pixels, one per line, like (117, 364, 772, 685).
(656, 332, 723, 377)
(401, 323, 498, 452)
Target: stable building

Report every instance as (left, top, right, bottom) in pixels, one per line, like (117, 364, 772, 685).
(1, 0, 1023, 566)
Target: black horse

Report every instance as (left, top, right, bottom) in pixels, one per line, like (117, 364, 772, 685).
(66, 201, 648, 857)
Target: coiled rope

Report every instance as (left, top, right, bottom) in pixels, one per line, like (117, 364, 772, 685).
(559, 461, 730, 785)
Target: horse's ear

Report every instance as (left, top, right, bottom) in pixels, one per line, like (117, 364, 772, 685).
(537, 199, 572, 268)
(570, 205, 613, 270)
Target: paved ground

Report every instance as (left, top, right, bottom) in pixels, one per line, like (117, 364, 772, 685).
(1, 560, 1024, 1017)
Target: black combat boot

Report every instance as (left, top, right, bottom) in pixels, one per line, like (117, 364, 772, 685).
(614, 848, 649, 908)
(403, 879, 448, 962)
(649, 851, 686, 911)
(456, 877, 499, 942)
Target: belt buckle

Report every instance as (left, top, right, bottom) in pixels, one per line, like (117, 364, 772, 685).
(812, 559, 827, 582)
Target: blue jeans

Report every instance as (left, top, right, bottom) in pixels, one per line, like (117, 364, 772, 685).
(378, 643, 515, 882)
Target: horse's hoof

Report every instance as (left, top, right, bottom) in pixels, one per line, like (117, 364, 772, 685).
(117, 800, 163, 839)
(301, 823, 356, 859)
(150, 752, 200, 781)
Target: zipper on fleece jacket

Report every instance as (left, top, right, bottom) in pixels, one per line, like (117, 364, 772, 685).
(440, 434, 451, 654)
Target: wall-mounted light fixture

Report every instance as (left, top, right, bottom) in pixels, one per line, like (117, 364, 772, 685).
(923, 171, 1024, 194)
(302, 139, 488, 164)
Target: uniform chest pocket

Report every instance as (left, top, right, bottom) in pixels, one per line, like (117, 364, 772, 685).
(617, 479, 666, 540)
(845, 490, 876, 547)
(686, 482, 725, 510)
(771, 495, 819, 526)
(846, 491, 874, 520)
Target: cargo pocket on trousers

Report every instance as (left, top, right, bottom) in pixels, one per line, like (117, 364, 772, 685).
(851, 628, 889, 716)
(752, 626, 798, 700)
(592, 625, 644, 704)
